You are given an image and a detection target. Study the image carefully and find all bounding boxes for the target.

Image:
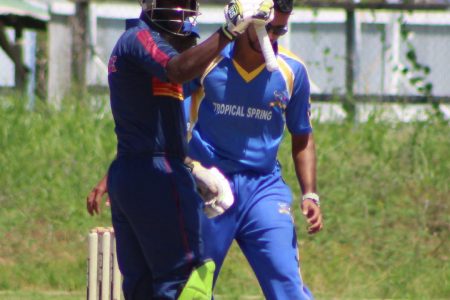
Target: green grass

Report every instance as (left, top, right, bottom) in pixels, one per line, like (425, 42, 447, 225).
(0, 291, 84, 300)
(0, 94, 449, 299)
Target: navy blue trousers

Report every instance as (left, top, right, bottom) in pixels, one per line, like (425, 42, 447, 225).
(108, 155, 204, 299)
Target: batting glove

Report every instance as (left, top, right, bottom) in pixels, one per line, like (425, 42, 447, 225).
(191, 162, 234, 218)
(202, 167, 234, 218)
(222, 0, 274, 40)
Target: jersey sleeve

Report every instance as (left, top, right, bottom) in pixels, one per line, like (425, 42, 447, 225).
(128, 29, 179, 82)
(285, 64, 312, 135)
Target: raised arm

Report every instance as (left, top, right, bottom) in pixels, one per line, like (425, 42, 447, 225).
(166, 0, 274, 83)
(166, 31, 230, 83)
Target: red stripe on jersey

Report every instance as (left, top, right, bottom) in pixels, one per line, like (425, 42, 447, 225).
(152, 77, 184, 100)
(136, 30, 171, 67)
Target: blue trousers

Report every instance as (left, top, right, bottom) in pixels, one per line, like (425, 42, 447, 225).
(202, 164, 314, 300)
(108, 155, 205, 299)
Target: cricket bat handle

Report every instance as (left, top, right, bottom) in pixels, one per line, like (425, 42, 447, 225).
(255, 23, 279, 72)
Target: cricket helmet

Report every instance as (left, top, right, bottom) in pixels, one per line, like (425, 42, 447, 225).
(139, 0, 199, 36)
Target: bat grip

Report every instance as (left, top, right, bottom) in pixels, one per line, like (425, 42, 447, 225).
(254, 23, 279, 72)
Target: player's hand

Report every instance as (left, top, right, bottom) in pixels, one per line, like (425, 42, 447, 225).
(222, 0, 274, 40)
(301, 199, 323, 234)
(86, 174, 110, 216)
(202, 167, 234, 218)
(191, 163, 234, 218)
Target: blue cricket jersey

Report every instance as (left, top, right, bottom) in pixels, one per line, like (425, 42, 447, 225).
(188, 43, 312, 174)
(108, 17, 187, 158)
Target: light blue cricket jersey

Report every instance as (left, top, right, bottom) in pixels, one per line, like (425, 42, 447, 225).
(188, 43, 312, 174)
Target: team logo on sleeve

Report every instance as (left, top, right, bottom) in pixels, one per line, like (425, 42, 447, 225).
(108, 56, 117, 74)
(152, 77, 183, 100)
(269, 90, 289, 113)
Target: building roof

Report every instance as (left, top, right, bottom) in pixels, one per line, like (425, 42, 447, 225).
(0, 0, 49, 29)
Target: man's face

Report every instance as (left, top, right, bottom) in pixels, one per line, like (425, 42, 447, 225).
(150, 0, 197, 35)
(265, 11, 289, 43)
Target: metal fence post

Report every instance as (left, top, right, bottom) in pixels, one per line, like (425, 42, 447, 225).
(344, 7, 356, 119)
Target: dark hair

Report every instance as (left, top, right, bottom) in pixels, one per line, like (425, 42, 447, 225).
(274, 0, 293, 13)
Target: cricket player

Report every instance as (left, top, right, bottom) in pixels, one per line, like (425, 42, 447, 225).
(185, 0, 324, 298)
(86, 0, 274, 299)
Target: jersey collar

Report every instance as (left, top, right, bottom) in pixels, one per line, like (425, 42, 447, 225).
(126, 13, 158, 31)
(126, 18, 148, 30)
(223, 42, 279, 83)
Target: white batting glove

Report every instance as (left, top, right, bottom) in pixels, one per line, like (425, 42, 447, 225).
(191, 163, 234, 218)
(222, 0, 274, 40)
(203, 167, 234, 218)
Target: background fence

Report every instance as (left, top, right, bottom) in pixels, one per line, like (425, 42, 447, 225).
(0, 1, 449, 119)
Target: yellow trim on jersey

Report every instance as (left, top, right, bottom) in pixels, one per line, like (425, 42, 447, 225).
(277, 57, 294, 98)
(232, 60, 266, 83)
(187, 87, 205, 141)
(278, 46, 306, 65)
(188, 56, 224, 140)
(153, 90, 184, 100)
(278, 45, 318, 97)
(190, 87, 204, 128)
(201, 56, 224, 85)
(278, 46, 314, 129)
